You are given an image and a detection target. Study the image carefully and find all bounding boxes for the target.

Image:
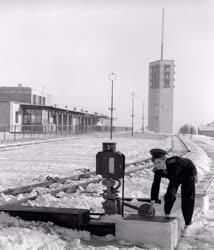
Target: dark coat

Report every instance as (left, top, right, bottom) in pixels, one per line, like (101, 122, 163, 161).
(151, 156, 197, 201)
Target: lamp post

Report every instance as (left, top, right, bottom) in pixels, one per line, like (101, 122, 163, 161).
(108, 73, 117, 140)
(131, 92, 135, 136)
(142, 100, 144, 133)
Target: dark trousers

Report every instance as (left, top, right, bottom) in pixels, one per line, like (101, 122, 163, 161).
(164, 176, 196, 225)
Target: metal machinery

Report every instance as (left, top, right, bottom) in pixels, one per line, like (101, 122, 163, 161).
(96, 142, 125, 215)
(96, 142, 157, 217)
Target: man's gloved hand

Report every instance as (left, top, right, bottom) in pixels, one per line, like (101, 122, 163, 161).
(138, 202, 155, 216)
(152, 167, 158, 173)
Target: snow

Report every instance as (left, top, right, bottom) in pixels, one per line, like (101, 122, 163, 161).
(0, 133, 171, 190)
(0, 132, 213, 249)
(180, 135, 211, 179)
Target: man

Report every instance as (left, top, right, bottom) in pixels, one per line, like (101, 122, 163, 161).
(149, 148, 198, 237)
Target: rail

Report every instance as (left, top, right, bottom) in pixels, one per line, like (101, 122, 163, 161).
(0, 135, 190, 207)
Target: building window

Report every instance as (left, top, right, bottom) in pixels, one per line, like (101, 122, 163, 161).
(31, 109, 42, 124)
(23, 109, 42, 124)
(15, 111, 19, 123)
(33, 95, 36, 105)
(150, 65, 160, 88)
(42, 97, 46, 105)
(39, 96, 42, 105)
(164, 65, 170, 72)
(164, 79, 170, 88)
(53, 115, 57, 124)
(23, 114, 31, 124)
(164, 72, 170, 79)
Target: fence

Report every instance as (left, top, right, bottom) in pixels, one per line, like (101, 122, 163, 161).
(0, 125, 131, 142)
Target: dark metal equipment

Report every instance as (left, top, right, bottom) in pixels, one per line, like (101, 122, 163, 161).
(0, 204, 115, 236)
(96, 142, 125, 215)
(96, 142, 160, 217)
(0, 205, 90, 228)
(123, 202, 156, 216)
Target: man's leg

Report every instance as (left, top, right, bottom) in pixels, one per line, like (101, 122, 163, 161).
(181, 176, 195, 225)
(164, 181, 180, 215)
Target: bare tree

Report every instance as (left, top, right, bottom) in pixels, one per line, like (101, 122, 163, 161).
(179, 124, 196, 134)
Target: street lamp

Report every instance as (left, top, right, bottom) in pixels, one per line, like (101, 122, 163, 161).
(108, 72, 117, 140)
(142, 100, 144, 133)
(131, 92, 135, 136)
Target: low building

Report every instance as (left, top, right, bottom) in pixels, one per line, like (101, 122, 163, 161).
(198, 121, 214, 137)
(0, 85, 51, 106)
(0, 85, 110, 132)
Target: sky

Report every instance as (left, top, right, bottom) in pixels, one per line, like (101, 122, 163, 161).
(0, 0, 213, 132)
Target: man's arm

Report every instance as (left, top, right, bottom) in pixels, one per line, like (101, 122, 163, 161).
(151, 171, 162, 201)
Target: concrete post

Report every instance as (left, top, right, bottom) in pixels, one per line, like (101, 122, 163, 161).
(67, 113, 69, 132)
(56, 113, 59, 134)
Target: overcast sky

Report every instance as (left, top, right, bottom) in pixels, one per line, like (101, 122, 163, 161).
(0, 0, 213, 132)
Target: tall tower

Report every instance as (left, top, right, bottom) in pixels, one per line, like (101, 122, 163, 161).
(148, 9, 175, 133)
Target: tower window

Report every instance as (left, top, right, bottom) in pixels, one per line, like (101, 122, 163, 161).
(150, 65, 160, 88)
(164, 72, 170, 79)
(164, 79, 170, 88)
(15, 111, 19, 123)
(164, 65, 170, 72)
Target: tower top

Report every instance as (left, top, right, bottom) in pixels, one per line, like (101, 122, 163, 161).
(161, 8, 165, 60)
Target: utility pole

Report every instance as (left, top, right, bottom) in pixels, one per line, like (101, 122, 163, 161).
(108, 73, 117, 140)
(161, 8, 164, 60)
(142, 100, 144, 133)
(131, 92, 135, 136)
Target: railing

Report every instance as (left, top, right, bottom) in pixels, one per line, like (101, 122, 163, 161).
(0, 125, 131, 142)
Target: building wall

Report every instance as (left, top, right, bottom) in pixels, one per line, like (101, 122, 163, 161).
(148, 89, 160, 132)
(72, 116, 80, 126)
(159, 60, 174, 133)
(98, 117, 111, 127)
(159, 88, 174, 133)
(10, 102, 22, 132)
(42, 110, 49, 125)
(31, 89, 51, 106)
(0, 86, 51, 107)
(148, 60, 174, 133)
(198, 130, 214, 137)
(0, 87, 32, 103)
(0, 101, 10, 127)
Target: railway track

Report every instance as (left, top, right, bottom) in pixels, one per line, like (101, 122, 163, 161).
(0, 135, 190, 207)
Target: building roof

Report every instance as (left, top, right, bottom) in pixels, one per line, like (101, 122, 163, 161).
(199, 121, 214, 131)
(149, 59, 175, 65)
(20, 103, 109, 118)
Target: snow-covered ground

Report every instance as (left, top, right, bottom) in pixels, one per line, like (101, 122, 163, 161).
(0, 132, 213, 249)
(0, 132, 171, 190)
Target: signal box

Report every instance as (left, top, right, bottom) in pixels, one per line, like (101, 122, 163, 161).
(96, 142, 125, 179)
